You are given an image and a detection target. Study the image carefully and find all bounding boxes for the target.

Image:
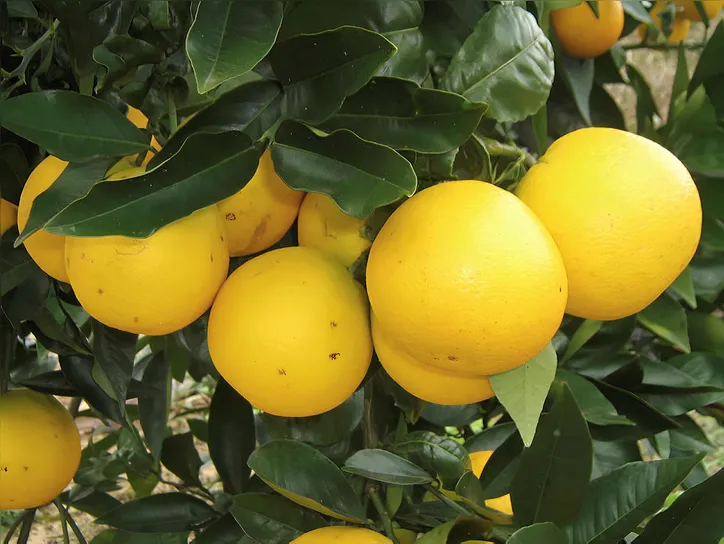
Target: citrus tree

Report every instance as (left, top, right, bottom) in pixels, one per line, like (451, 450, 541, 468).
(1, 0, 724, 543)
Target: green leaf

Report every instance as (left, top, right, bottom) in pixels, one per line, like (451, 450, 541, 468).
(270, 121, 417, 219)
(669, 415, 715, 454)
(622, 0, 653, 23)
(45, 132, 261, 237)
(441, 5, 554, 122)
(96, 493, 217, 533)
(422, 403, 481, 428)
(93, 35, 164, 90)
(465, 422, 516, 453)
(92, 320, 136, 413)
(638, 294, 691, 352)
(187, 0, 283, 93)
(512, 383, 593, 525)
(669, 268, 697, 310)
(592, 440, 640, 478)
(688, 312, 724, 355)
(489, 343, 558, 447)
(0, 231, 37, 296)
(562, 319, 603, 363)
(230, 493, 326, 544)
(417, 519, 491, 544)
(688, 22, 724, 123)
(669, 46, 690, 122)
(319, 77, 486, 153)
(138, 352, 170, 461)
(267, 26, 396, 123)
(627, 63, 659, 134)
(161, 433, 203, 488)
(392, 431, 470, 489)
(0, 91, 149, 162)
(7, 0, 38, 18)
(635, 465, 724, 543)
(153, 80, 282, 165)
(343, 449, 434, 485)
(194, 513, 246, 544)
(247, 439, 366, 523)
(563, 455, 704, 544)
(59, 355, 123, 423)
(478, 430, 524, 501)
(91, 531, 189, 544)
(208, 380, 256, 494)
(557, 55, 594, 126)
(640, 357, 721, 389)
(508, 523, 568, 544)
(260, 390, 363, 447)
(557, 370, 633, 426)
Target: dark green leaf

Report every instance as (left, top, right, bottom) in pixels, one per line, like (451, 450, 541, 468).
(46, 132, 261, 237)
(271, 121, 417, 219)
(97, 493, 217, 533)
(669, 46, 690, 121)
(669, 416, 715, 454)
(565, 317, 636, 377)
(562, 319, 603, 363)
(59, 355, 123, 423)
(669, 269, 697, 310)
(7, 0, 38, 18)
(422, 403, 481, 428)
(1, 91, 149, 161)
(208, 379, 256, 494)
(627, 63, 659, 134)
(688, 21, 724, 97)
(268, 26, 396, 123)
(319, 77, 485, 153)
(94, 35, 164, 90)
(230, 493, 326, 544)
(635, 466, 724, 544)
(622, 0, 653, 22)
(592, 440, 640, 478)
(0, 231, 37, 295)
(194, 513, 246, 544)
(478, 430, 524, 501)
(557, 55, 594, 126)
(465, 422, 517, 453)
(688, 312, 724, 356)
(378, 28, 428, 84)
(187, 1, 283, 93)
(91, 531, 189, 544)
(512, 383, 592, 525)
(247, 439, 366, 523)
(441, 5, 554, 122)
(557, 370, 633, 426)
(138, 352, 170, 462)
(417, 518, 491, 544)
(489, 343, 558, 447)
(508, 523, 568, 544)
(343, 449, 433, 485)
(638, 294, 691, 352)
(563, 455, 704, 544)
(161, 433, 203, 488)
(92, 320, 136, 412)
(392, 431, 470, 489)
(154, 80, 282, 165)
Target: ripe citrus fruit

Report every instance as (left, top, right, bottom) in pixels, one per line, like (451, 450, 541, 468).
(675, 0, 724, 20)
(516, 127, 701, 320)
(208, 246, 372, 417)
(0, 198, 18, 236)
(65, 167, 229, 335)
(18, 156, 70, 282)
(469, 451, 513, 515)
(638, 1, 691, 43)
(126, 105, 161, 165)
(217, 150, 304, 257)
(551, 0, 624, 58)
(366, 180, 567, 398)
(297, 193, 372, 267)
(0, 390, 81, 510)
(291, 527, 392, 543)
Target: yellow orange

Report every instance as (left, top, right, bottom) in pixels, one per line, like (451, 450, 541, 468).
(0, 199, 18, 236)
(291, 527, 392, 543)
(638, 1, 690, 43)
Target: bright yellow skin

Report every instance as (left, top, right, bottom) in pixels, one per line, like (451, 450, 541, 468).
(65, 204, 229, 336)
(291, 527, 392, 543)
(675, 0, 724, 20)
(516, 127, 702, 320)
(367, 180, 567, 379)
(126, 106, 160, 165)
(0, 199, 18, 236)
(470, 451, 513, 515)
(18, 156, 70, 282)
(208, 246, 372, 417)
(0, 390, 81, 510)
(218, 151, 304, 257)
(638, 1, 691, 43)
(373, 315, 494, 405)
(297, 193, 372, 267)
(551, 1, 625, 58)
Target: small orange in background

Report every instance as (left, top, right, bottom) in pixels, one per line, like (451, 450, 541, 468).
(675, 0, 724, 20)
(551, 1, 625, 58)
(638, 1, 691, 44)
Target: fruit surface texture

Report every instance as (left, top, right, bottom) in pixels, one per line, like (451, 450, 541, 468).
(291, 526, 392, 543)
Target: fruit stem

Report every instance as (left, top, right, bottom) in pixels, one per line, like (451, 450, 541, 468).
(367, 484, 399, 544)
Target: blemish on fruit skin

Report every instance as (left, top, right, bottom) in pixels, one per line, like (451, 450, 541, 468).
(210, 254, 214, 262)
(329, 352, 340, 360)
(448, 355, 458, 362)
(278, 368, 287, 376)
(225, 213, 236, 221)
(23, 466, 28, 472)
(330, 321, 338, 328)
(134, 317, 140, 323)
(80, 253, 86, 260)
(97, 288, 104, 295)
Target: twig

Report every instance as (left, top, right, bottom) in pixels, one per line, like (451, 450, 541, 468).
(16, 508, 36, 543)
(367, 485, 399, 544)
(166, 88, 178, 135)
(64, 507, 88, 544)
(2, 509, 33, 544)
(53, 498, 71, 544)
(623, 42, 706, 51)
(425, 485, 479, 519)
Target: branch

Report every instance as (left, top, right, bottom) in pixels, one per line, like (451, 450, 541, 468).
(367, 485, 399, 544)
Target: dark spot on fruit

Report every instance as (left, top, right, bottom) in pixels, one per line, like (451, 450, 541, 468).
(134, 317, 140, 323)
(278, 368, 287, 376)
(80, 253, 86, 259)
(330, 321, 338, 328)
(2, 467, 7, 472)
(97, 288, 104, 295)
(220, 235, 225, 242)
(329, 352, 340, 360)
(559, 286, 562, 293)
(448, 355, 458, 362)
(225, 213, 236, 221)
(23, 466, 28, 472)
(210, 254, 214, 262)
(54, 434, 59, 439)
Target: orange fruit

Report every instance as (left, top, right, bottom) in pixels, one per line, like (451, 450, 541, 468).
(551, 1, 625, 58)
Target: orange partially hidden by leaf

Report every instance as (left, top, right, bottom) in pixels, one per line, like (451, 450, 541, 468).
(551, 0, 625, 58)
(126, 105, 161, 165)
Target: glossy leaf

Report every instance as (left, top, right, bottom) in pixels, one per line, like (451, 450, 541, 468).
(45, 132, 261, 237)
(319, 77, 486, 153)
(96, 493, 217, 533)
(154, 80, 283, 164)
(187, 0, 283, 93)
(92, 320, 137, 412)
(592, 440, 641, 478)
(638, 294, 691, 352)
(138, 352, 170, 462)
(194, 513, 246, 544)
(0, 232, 37, 296)
(478, 430, 524, 500)
(230, 493, 326, 544)
(508, 523, 568, 544)
(422, 403, 481, 428)
(59, 355, 123, 422)
(161, 433, 203, 487)
(208, 380, 256, 494)
(512, 383, 593, 525)
(91, 531, 189, 544)
(557, 370, 633, 426)
(441, 5, 554, 122)
(392, 431, 470, 489)
(94, 35, 164, 90)
(563, 455, 704, 544)
(669, 268, 697, 309)
(247, 439, 366, 523)
(1, 91, 149, 161)
(489, 343, 558, 447)
(343, 449, 434, 485)
(271, 121, 417, 218)
(268, 26, 396, 123)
